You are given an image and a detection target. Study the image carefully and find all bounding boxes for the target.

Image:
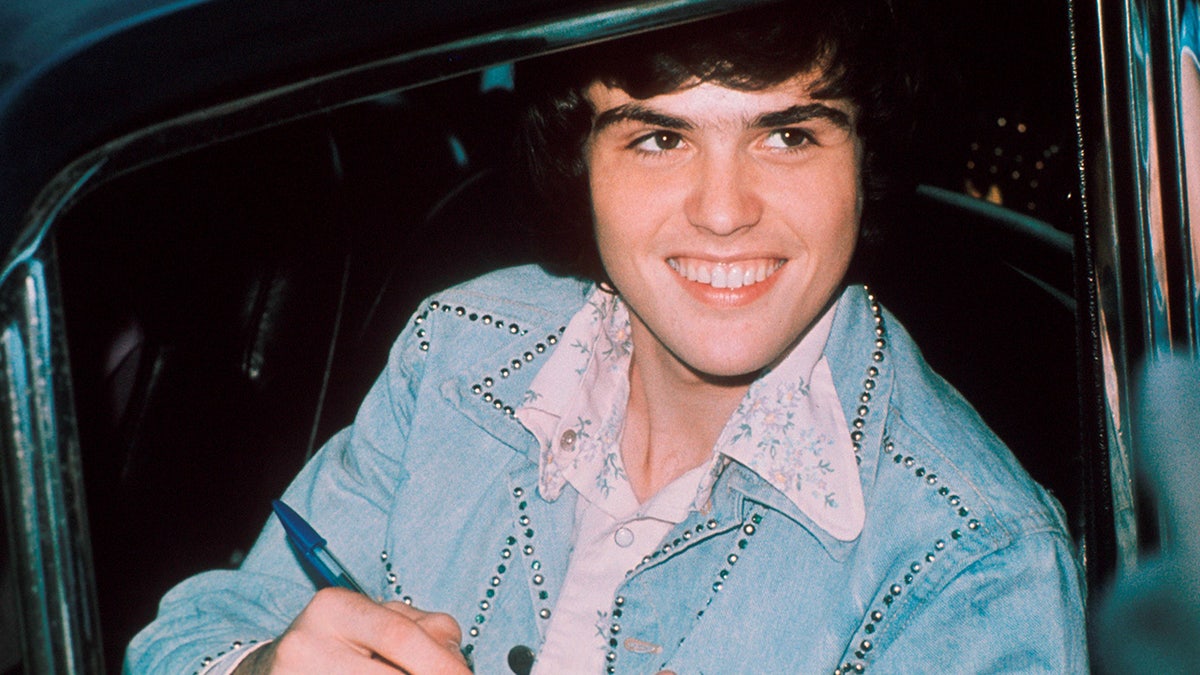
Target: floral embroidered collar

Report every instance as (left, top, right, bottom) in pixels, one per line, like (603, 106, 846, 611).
(515, 288, 866, 542)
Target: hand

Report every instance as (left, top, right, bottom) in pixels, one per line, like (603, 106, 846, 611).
(235, 587, 472, 674)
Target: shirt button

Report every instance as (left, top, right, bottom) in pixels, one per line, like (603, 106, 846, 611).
(560, 429, 576, 449)
(613, 526, 634, 547)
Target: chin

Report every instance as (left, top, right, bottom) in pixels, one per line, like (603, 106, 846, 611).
(681, 348, 782, 382)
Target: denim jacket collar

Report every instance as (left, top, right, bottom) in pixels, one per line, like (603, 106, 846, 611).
(439, 282, 892, 561)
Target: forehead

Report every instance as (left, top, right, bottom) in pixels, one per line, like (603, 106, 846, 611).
(583, 71, 857, 127)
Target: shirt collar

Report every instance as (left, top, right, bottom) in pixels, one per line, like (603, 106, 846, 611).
(516, 290, 639, 515)
(514, 288, 864, 541)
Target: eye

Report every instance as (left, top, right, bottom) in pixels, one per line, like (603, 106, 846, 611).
(631, 130, 684, 152)
(764, 128, 813, 149)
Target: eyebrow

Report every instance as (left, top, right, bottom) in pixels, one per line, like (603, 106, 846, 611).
(754, 103, 853, 130)
(593, 103, 692, 133)
(591, 100, 853, 135)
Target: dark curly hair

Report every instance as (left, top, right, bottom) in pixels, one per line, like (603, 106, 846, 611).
(517, 0, 917, 285)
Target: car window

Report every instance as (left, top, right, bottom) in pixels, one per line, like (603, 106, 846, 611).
(38, 2, 1084, 670)
(51, 68, 535, 670)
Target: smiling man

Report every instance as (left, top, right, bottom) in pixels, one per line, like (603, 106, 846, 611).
(128, 2, 1087, 673)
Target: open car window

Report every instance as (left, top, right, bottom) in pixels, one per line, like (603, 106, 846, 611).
(39, 3, 1088, 670)
(22, 0, 1200, 671)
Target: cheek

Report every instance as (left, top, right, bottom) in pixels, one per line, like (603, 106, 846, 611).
(589, 180, 642, 287)
(588, 157, 667, 255)
(588, 152, 621, 227)
(826, 198, 862, 268)
(820, 155, 864, 244)
(589, 170, 625, 256)
(774, 164, 862, 257)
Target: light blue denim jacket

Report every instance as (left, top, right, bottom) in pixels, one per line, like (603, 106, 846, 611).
(127, 265, 1088, 674)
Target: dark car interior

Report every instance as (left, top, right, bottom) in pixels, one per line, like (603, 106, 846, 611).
(44, 1, 1082, 670)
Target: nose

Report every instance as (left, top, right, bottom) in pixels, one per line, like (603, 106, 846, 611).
(684, 151, 763, 235)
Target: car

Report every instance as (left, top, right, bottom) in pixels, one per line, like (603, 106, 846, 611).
(0, 0, 1192, 672)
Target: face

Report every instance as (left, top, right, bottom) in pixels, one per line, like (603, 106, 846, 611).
(584, 72, 863, 381)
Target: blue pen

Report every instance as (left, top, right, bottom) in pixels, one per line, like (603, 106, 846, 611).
(272, 499, 496, 672)
(272, 499, 367, 594)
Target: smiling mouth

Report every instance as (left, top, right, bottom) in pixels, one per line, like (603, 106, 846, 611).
(667, 257, 786, 289)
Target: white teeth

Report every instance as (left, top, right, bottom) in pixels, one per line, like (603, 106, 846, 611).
(728, 265, 744, 289)
(668, 258, 784, 289)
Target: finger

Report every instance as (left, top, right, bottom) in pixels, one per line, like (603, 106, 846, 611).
(383, 602, 465, 654)
(266, 616, 409, 675)
(271, 590, 409, 672)
(266, 644, 405, 675)
(361, 604, 471, 674)
(280, 589, 469, 673)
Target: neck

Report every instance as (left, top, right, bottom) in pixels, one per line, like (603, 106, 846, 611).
(620, 322, 753, 503)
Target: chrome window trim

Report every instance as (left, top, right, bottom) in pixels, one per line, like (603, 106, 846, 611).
(1073, 0, 1198, 584)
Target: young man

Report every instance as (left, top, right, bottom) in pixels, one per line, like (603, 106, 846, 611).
(127, 2, 1087, 672)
